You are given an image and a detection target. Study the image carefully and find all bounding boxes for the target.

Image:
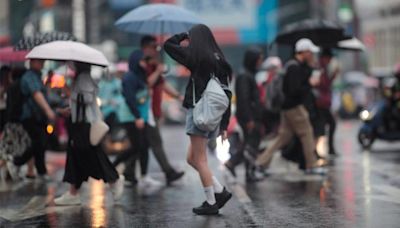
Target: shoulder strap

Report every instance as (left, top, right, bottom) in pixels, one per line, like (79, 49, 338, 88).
(192, 78, 196, 106)
(76, 93, 86, 123)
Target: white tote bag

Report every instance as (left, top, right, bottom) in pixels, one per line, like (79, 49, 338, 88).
(192, 75, 230, 132)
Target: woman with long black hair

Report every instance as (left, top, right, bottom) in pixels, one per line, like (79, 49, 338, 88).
(164, 24, 232, 215)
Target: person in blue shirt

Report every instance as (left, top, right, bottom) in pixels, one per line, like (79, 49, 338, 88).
(10, 59, 56, 180)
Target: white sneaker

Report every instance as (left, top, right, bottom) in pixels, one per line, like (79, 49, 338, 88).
(6, 161, 20, 181)
(137, 176, 162, 196)
(37, 175, 51, 182)
(111, 175, 125, 201)
(54, 192, 81, 206)
(142, 176, 163, 187)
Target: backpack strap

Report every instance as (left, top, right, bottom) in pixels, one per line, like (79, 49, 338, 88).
(192, 78, 196, 106)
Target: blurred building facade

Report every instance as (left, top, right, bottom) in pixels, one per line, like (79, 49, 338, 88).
(357, 0, 400, 73)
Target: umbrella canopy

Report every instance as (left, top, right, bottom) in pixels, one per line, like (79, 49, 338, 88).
(26, 41, 109, 67)
(0, 46, 28, 62)
(115, 3, 202, 35)
(337, 38, 365, 51)
(275, 19, 349, 46)
(14, 31, 77, 51)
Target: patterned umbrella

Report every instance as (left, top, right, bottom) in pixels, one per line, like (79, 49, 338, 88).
(14, 31, 77, 51)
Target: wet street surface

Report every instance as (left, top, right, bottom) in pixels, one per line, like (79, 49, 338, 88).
(0, 121, 399, 228)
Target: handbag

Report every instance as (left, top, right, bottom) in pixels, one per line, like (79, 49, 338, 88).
(90, 120, 109, 146)
(68, 94, 92, 151)
(192, 74, 230, 131)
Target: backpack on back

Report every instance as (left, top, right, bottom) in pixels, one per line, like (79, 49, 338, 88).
(264, 60, 298, 113)
(264, 71, 285, 113)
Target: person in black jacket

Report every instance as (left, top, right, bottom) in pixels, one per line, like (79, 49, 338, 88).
(255, 38, 326, 175)
(164, 24, 232, 215)
(224, 47, 264, 182)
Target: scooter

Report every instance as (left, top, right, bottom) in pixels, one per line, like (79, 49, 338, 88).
(358, 100, 400, 149)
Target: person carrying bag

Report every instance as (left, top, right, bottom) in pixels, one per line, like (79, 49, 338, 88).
(54, 62, 124, 206)
(165, 24, 233, 215)
(192, 74, 230, 132)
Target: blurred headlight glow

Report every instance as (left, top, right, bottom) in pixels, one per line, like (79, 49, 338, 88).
(360, 110, 371, 121)
(215, 136, 231, 163)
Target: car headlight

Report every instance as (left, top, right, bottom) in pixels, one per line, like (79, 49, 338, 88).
(359, 110, 371, 121)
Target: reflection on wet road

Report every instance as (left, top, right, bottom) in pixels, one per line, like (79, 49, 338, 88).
(0, 122, 399, 227)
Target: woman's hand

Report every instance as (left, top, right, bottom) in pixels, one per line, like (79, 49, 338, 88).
(246, 121, 255, 131)
(56, 107, 71, 118)
(135, 118, 145, 129)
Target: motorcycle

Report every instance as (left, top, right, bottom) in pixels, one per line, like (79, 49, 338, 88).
(358, 100, 400, 149)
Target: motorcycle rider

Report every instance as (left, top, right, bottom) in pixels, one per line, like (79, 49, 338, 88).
(383, 64, 400, 129)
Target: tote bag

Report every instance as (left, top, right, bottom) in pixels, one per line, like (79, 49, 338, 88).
(192, 75, 230, 132)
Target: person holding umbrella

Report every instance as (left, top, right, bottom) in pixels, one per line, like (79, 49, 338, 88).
(164, 24, 232, 215)
(254, 38, 327, 175)
(315, 48, 339, 156)
(54, 61, 124, 206)
(140, 35, 185, 185)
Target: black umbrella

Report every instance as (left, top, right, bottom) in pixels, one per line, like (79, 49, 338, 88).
(14, 31, 77, 51)
(275, 19, 350, 46)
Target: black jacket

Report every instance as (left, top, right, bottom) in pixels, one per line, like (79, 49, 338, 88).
(164, 33, 232, 130)
(282, 59, 313, 110)
(235, 48, 262, 124)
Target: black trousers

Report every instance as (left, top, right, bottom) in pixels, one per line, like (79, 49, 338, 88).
(0, 109, 6, 132)
(228, 121, 262, 168)
(113, 122, 148, 181)
(145, 120, 173, 174)
(14, 119, 48, 175)
(318, 108, 336, 153)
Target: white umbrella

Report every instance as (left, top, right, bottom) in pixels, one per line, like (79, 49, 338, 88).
(337, 38, 365, 51)
(26, 41, 109, 67)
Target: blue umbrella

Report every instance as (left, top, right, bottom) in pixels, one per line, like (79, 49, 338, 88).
(115, 3, 202, 35)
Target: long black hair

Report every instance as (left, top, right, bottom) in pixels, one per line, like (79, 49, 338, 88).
(187, 24, 232, 80)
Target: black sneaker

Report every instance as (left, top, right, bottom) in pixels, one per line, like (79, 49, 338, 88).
(215, 187, 232, 209)
(166, 170, 185, 185)
(192, 201, 219, 215)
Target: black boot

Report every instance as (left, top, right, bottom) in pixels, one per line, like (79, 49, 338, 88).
(192, 201, 219, 215)
(215, 187, 232, 209)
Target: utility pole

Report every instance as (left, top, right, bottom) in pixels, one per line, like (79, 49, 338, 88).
(72, 0, 86, 42)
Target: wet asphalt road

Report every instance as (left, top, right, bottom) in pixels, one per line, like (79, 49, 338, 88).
(0, 121, 399, 228)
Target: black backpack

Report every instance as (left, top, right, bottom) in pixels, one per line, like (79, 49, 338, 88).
(264, 60, 298, 113)
(6, 79, 25, 123)
(264, 73, 285, 113)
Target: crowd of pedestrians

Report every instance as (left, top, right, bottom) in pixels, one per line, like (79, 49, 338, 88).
(0, 24, 352, 215)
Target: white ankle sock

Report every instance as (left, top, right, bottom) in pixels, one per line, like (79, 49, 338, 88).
(204, 186, 216, 205)
(212, 176, 224, 193)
